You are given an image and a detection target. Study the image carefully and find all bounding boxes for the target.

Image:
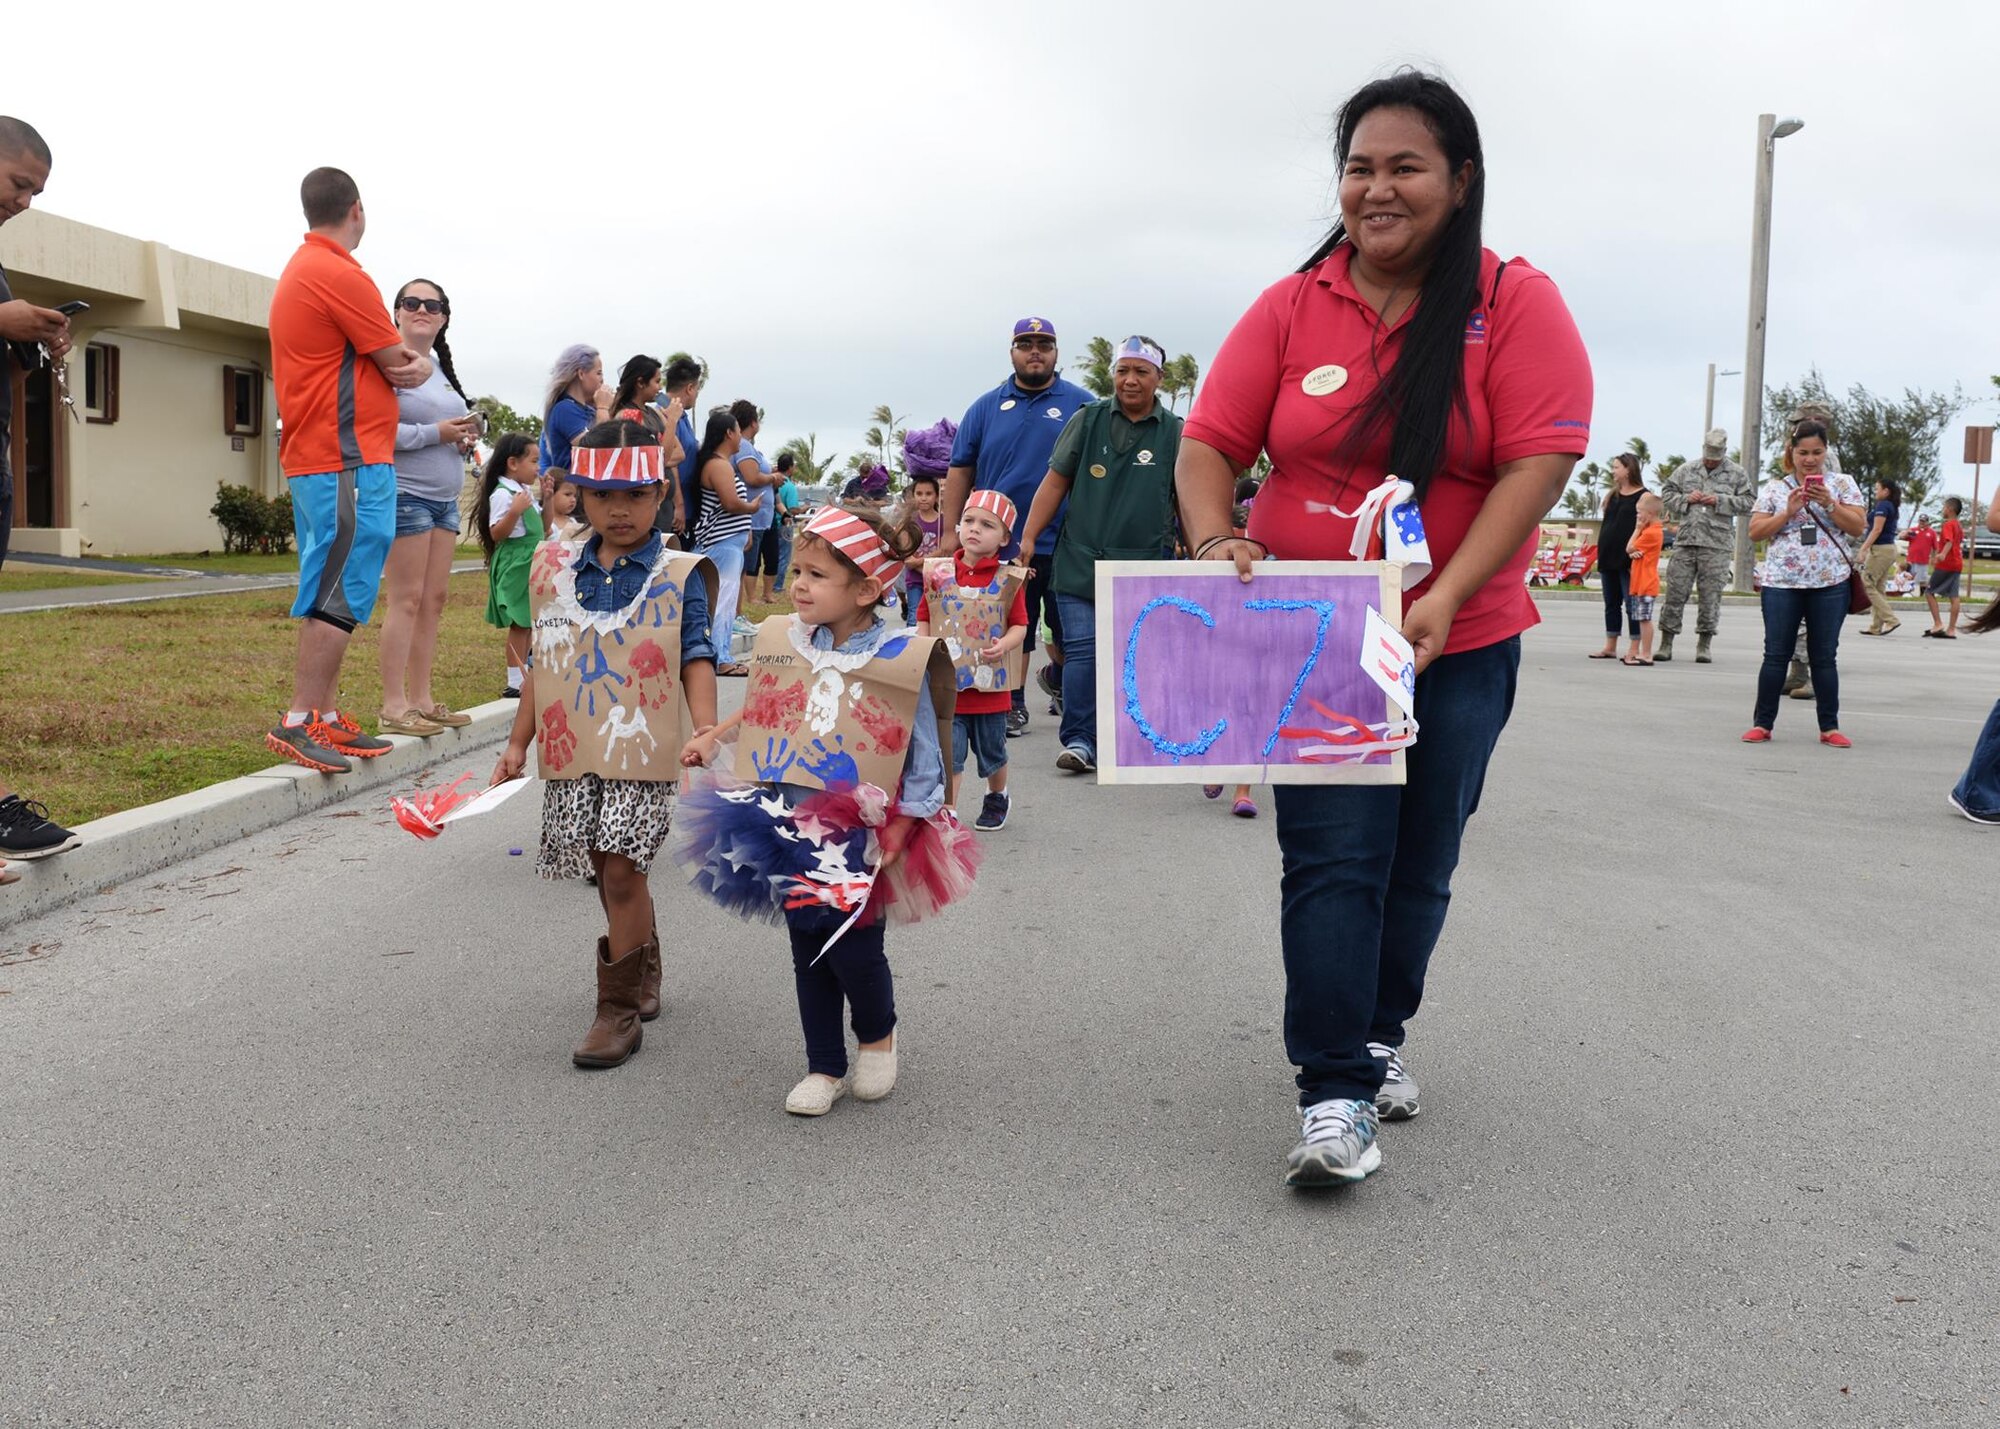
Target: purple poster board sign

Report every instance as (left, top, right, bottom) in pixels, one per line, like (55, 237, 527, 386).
(1093, 561, 1407, 786)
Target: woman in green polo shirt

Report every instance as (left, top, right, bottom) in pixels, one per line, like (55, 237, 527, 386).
(1019, 336, 1182, 773)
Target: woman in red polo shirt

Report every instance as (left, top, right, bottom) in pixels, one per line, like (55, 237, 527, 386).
(1177, 70, 1592, 1188)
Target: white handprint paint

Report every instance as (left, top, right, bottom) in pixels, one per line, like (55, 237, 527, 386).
(805, 668, 844, 737)
(599, 705, 657, 771)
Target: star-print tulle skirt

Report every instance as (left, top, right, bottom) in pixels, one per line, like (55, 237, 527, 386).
(671, 763, 979, 930)
(538, 775, 676, 881)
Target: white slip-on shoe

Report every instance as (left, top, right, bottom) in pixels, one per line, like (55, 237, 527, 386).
(852, 1036, 899, 1102)
(784, 1073, 849, 1117)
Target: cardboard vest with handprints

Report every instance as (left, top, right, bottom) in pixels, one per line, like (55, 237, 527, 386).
(738, 616, 956, 795)
(920, 558, 1029, 695)
(528, 539, 717, 781)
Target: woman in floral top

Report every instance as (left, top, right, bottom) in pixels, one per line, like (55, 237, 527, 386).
(1743, 420, 1865, 746)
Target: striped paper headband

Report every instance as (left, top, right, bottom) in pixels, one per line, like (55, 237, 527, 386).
(963, 488, 1019, 532)
(569, 442, 664, 489)
(802, 507, 903, 587)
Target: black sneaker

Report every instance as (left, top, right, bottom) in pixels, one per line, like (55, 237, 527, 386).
(265, 722, 353, 774)
(974, 791, 1010, 831)
(1005, 708, 1029, 739)
(501, 686, 522, 700)
(0, 795, 82, 860)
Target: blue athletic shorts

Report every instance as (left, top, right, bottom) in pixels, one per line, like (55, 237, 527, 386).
(394, 491, 462, 538)
(290, 464, 396, 630)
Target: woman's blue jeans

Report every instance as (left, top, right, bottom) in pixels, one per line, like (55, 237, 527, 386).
(1753, 582, 1846, 733)
(1273, 636, 1520, 1106)
(1952, 698, 2000, 819)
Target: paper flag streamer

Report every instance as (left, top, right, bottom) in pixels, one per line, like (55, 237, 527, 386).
(392, 774, 535, 840)
(1304, 476, 1432, 589)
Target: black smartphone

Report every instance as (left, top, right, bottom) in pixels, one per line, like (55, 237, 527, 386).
(55, 300, 90, 316)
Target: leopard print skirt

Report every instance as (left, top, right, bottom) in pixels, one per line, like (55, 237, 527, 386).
(537, 775, 676, 880)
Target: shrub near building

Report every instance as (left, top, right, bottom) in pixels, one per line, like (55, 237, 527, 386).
(209, 482, 296, 555)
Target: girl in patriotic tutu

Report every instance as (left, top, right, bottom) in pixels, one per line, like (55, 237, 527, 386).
(678, 505, 976, 1116)
(492, 420, 718, 1069)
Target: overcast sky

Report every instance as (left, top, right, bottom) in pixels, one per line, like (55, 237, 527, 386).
(12, 0, 1999, 495)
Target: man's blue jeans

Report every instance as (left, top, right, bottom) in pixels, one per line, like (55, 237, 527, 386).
(1053, 593, 1098, 758)
(1953, 698, 2000, 819)
(1273, 636, 1520, 1106)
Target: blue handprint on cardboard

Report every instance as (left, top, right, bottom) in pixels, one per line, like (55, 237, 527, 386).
(798, 734, 860, 791)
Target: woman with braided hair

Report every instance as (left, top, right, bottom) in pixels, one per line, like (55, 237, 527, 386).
(379, 277, 480, 736)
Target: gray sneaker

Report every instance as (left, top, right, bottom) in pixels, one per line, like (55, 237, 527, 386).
(1369, 1041, 1421, 1120)
(974, 791, 1010, 831)
(1055, 745, 1096, 774)
(266, 723, 353, 774)
(1005, 708, 1029, 738)
(1285, 1097, 1381, 1186)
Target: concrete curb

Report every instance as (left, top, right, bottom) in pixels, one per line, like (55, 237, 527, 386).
(0, 700, 521, 929)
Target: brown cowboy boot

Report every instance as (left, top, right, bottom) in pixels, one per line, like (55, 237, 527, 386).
(637, 930, 663, 1023)
(573, 937, 646, 1068)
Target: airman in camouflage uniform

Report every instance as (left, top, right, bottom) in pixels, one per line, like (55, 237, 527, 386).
(1656, 428, 1753, 662)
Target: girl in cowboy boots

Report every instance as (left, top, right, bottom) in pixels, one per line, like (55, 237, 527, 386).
(491, 420, 718, 1068)
(678, 506, 979, 1117)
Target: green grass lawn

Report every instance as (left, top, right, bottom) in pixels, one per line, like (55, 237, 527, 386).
(0, 568, 152, 593)
(0, 572, 509, 824)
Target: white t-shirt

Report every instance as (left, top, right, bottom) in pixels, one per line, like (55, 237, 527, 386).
(490, 478, 532, 540)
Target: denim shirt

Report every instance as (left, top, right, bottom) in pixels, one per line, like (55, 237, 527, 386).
(807, 617, 946, 818)
(532, 531, 717, 668)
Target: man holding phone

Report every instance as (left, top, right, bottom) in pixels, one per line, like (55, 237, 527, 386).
(0, 115, 84, 875)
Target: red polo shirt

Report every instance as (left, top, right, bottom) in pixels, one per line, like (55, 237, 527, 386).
(1185, 246, 1593, 655)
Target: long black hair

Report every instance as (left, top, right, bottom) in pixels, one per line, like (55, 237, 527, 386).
(1304, 70, 1486, 504)
(393, 278, 470, 404)
(473, 432, 536, 560)
(693, 408, 741, 487)
(610, 354, 663, 423)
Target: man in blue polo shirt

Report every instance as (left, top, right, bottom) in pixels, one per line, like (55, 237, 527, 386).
(940, 316, 1091, 737)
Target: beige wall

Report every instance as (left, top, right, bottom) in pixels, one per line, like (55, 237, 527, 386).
(69, 328, 279, 555)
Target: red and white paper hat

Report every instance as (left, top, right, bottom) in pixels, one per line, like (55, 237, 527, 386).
(569, 442, 665, 490)
(963, 488, 1019, 533)
(803, 506, 904, 587)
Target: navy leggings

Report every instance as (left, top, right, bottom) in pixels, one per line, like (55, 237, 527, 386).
(1600, 565, 1637, 638)
(786, 912, 895, 1079)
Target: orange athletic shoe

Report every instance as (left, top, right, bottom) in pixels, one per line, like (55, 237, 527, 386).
(267, 722, 352, 773)
(313, 710, 393, 759)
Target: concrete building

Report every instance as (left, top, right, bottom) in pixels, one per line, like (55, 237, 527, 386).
(3, 209, 278, 557)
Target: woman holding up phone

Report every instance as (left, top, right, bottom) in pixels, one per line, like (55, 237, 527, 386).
(378, 277, 479, 737)
(1742, 419, 1864, 747)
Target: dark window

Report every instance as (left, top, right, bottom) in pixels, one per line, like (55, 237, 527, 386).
(223, 365, 263, 436)
(83, 343, 120, 424)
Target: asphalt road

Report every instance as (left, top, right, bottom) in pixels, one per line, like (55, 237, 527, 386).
(4, 601, 1997, 1428)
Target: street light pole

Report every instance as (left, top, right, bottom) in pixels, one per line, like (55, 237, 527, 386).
(1704, 364, 1741, 434)
(1734, 113, 1803, 591)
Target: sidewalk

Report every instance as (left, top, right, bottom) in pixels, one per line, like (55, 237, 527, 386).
(0, 559, 486, 615)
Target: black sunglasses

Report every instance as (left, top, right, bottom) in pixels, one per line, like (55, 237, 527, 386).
(397, 296, 446, 315)
(1012, 336, 1056, 351)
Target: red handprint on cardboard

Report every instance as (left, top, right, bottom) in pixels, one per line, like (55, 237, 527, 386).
(849, 692, 909, 756)
(744, 670, 808, 730)
(529, 540, 569, 598)
(628, 638, 678, 710)
(540, 700, 578, 772)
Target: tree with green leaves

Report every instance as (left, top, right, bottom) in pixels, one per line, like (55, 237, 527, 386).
(1765, 368, 1964, 516)
(862, 404, 907, 476)
(1559, 459, 1605, 519)
(1162, 353, 1201, 411)
(778, 433, 841, 493)
(1076, 337, 1115, 399)
(473, 395, 542, 442)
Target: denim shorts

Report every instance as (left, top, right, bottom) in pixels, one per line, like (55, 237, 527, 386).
(395, 491, 463, 538)
(1625, 594, 1656, 623)
(952, 711, 1008, 778)
(1929, 569, 1961, 598)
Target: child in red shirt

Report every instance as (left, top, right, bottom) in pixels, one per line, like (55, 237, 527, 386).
(1927, 498, 1965, 637)
(1623, 493, 1665, 664)
(919, 492, 1029, 830)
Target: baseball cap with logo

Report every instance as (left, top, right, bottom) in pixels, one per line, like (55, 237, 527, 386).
(1012, 317, 1057, 341)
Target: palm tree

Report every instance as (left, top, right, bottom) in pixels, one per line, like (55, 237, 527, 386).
(778, 433, 840, 495)
(1162, 353, 1201, 411)
(866, 405, 907, 472)
(1625, 437, 1652, 472)
(1076, 337, 1115, 398)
